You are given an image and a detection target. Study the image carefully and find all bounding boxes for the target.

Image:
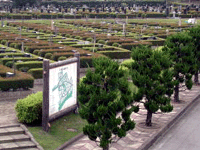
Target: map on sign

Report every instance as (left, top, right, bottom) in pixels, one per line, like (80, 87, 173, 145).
(49, 62, 77, 116)
(52, 69, 73, 110)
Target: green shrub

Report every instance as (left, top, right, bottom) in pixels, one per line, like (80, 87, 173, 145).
(44, 53, 52, 59)
(98, 40, 105, 44)
(28, 68, 43, 79)
(97, 51, 131, 59)
(5, 61, 14, 68)
(15, 92, 43, 124)
(15, 43, 21, 49)
(19, 67, 29, 72)
(1, 40, 7, 45)
(15, 61, 43, 70)
(75, 36, 82, 40)
(65, 34, 71, 38)
(112, 42, 120, 47)
(58, 56, 67, 61)
(33, 50, 40, 55)
(9, 43, 15, 48)
(86, 37, 93, 42)
(121, 59, 135, 69)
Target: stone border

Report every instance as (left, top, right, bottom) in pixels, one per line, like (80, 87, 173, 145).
(20, 124, 44, 150)
(56, 133, 84, 150)
(137, 93, 200, 150)
(58, 89, 200, 150)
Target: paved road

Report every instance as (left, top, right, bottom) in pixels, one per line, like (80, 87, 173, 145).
(149, 97, 200, 150)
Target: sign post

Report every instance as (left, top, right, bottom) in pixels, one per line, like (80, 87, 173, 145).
(42, 53, 80, 132)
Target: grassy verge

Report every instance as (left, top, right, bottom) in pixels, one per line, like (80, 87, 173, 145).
(27, 113, 87, 150)
(27, 81, 137, 150)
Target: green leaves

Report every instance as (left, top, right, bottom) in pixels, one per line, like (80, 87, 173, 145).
(78, 57, 136, 149)
(131, 45, 174, 125)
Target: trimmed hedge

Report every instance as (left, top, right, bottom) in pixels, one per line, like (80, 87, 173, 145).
(80, 57, 93, 68)
(15, 61, 43, 71)
(97, 51, 131, 59)
(121, 42, 152, 50)
(15, 92, 42, 124)
(0, 65, 34, 91)
(0, 53, 25, 58)
(0, 57, 39, 65)
(28, 68, 43, 79)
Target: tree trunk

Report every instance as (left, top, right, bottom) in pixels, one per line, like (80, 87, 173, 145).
(194, 71, 199, 84)
(146, 110, 152, 126)
(103, 144, 109, 150)
(174, 84, 179, 102)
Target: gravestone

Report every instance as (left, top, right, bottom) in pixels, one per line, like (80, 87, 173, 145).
(166, 7, 169, 16)
(21, 42, 24, 52)
(124, 8, 126, 14)
(184, 9, 187, 14)
(173, 11, 176, 18)
(83, 8, 85, 12)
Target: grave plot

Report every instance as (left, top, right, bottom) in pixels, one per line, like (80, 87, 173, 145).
(0, 24, 103, 70)
(0, 64, 34, 91)
(7, 22, 133, 59)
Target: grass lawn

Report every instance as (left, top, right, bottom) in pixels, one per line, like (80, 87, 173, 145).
(27, 113, 87, 150)
(27, 81, 137, 150)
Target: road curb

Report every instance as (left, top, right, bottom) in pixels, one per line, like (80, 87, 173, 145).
(56, 133, 84, 150)
(137, 92, 200, 150)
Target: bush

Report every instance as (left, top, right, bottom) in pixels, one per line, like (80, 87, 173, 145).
(97, 40, 105, 44)
(58, 56, 67, 61)
(1, 40, 7, 45)
(86, 37, 93, 42)
(112, 42, 120, 47)
(19, 67, 29, 72)
(44, 53, 52, 59)
(28, 68, 43, 79)
(97, 51, 131, 59)
(33, 50, 40, 55)
(15, 92, 42, 124)
(5, 61, 14, 68)
(15, 61, 43, 70)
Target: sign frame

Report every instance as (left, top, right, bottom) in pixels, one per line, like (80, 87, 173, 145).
(42, 53, 80, 132)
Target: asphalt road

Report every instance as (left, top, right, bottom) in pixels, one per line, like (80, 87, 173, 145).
(149, 97, 200, 150)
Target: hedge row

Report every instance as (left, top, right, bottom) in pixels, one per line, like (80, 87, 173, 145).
(28, 68, 43, 79)
(0, 57, 39, 65)
(98, 51, 131, 59)
(0, 53, 25, 58)
(121, 42, 152, 50)
(0, 65, 34, 91)
(15, 61, 43, 71)
(15, 92, 42, 124)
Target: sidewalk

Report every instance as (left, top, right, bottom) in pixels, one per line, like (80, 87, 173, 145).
(60, 85, 200, 150)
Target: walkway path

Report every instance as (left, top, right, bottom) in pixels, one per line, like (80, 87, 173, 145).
(62, 85, 200, 150)
(149, 95, 200, 150)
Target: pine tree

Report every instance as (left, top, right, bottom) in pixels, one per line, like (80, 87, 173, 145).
(78, 57, 138, 150)
(131, 46, 174, 126)
(163, 32, 196, 102)
(189, 25, 200, 84)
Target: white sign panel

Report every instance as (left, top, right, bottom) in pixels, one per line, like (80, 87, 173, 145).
(49, 62, 77, 116)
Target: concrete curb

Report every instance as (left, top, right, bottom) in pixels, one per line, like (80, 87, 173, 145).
(20, 124, 44, 150)
(56, 133, 84, 150)
(137, 92, 200, 150)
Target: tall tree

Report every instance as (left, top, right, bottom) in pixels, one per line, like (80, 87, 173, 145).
(189, 25, 200, 84)
(163, 32, 196, 102)
(131, 46, 174, 126)
(78, 57, 138, 150)
(13, 0, 39, 8)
